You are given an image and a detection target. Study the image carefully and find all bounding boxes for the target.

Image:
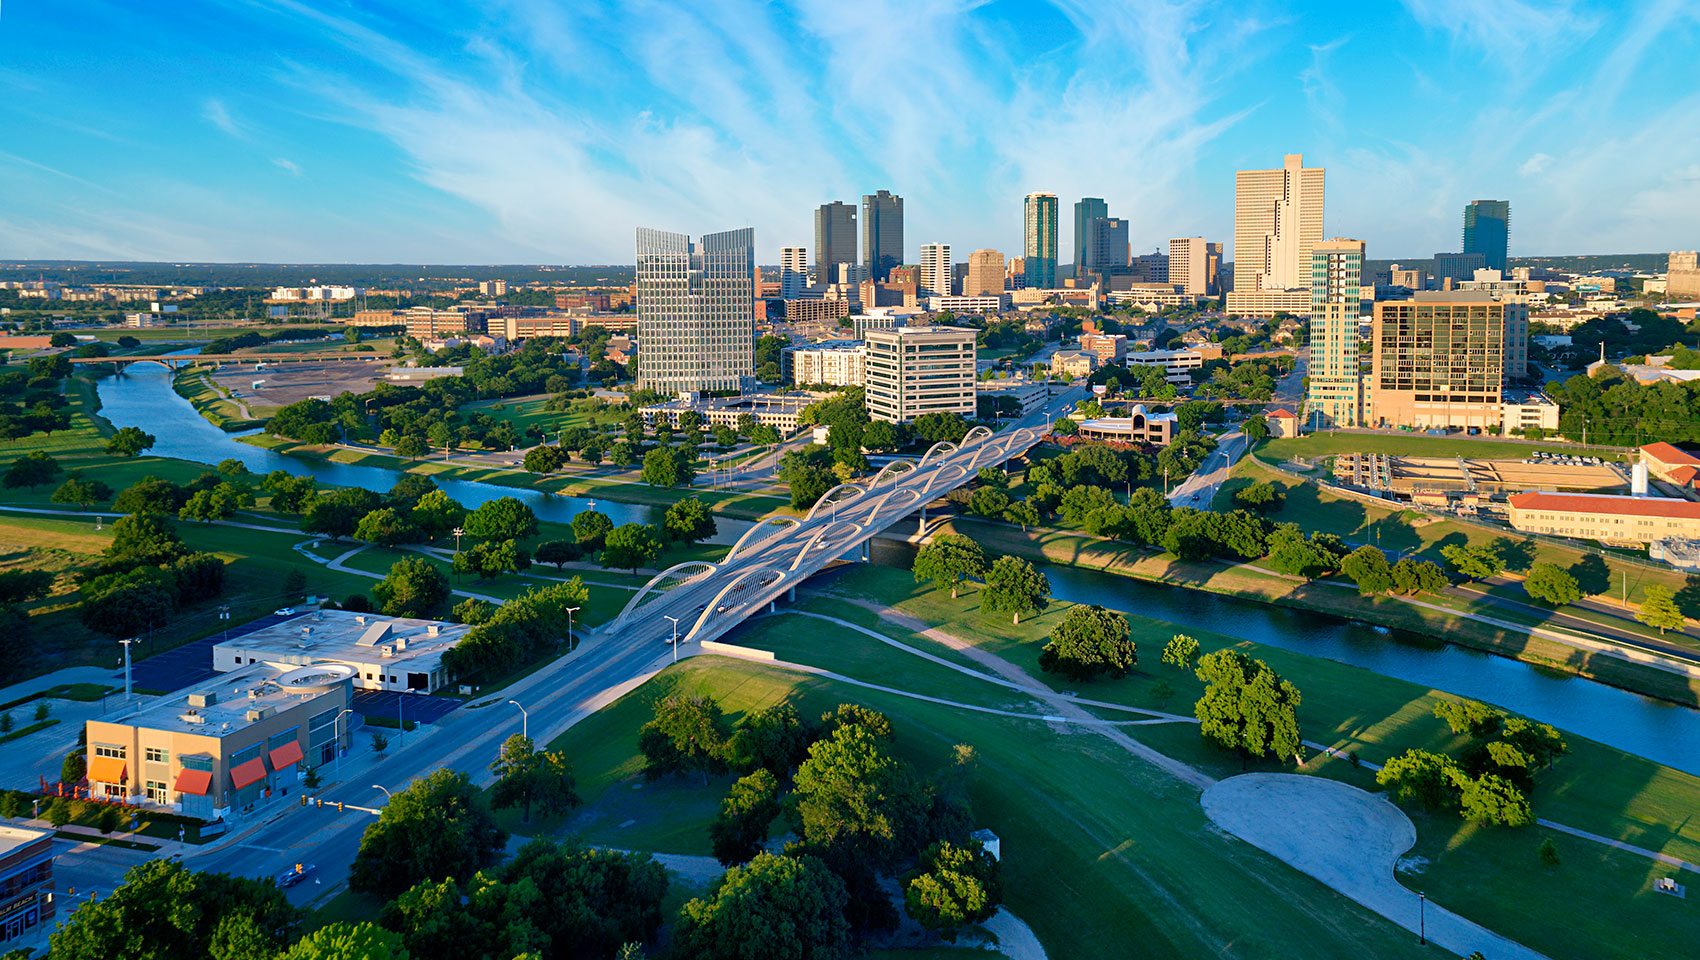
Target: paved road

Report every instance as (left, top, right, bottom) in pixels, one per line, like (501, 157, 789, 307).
(1273, 348, 1307, 409)
(1167, 430, 1248, 509)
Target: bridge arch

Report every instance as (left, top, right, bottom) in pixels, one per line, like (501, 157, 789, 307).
(919, 441, 959, 466)
(960, 425, 994, 447)
(867, 458, 918, 490)
(920, 462, 968, 499)
(686, 565, 787, 642)
(790, 519, 866, 571)
(803, 482, 867, 524)
(864, 487, 921, 523)
(610, 560, 718, 633)
(722, 516, 801, 563)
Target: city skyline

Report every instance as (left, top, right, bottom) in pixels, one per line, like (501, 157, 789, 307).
(1, 1, 1698, 265)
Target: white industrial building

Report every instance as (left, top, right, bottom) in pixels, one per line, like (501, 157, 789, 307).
(213, 611, 471, 693)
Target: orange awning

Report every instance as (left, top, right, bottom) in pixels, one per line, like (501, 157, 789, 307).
(268, 740, 304, 770)
(174, 769, 212, 796)
(230, 758, 267, 790)
(87, 755, 126, 784)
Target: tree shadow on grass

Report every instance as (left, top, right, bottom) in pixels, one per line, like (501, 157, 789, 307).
(1492, 536, 1538, 573)
(1570, 554, 1611, 597)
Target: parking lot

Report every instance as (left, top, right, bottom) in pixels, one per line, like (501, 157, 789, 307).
(127, 612, 297, 693)
(209, 358, 390, 406)
(351, 688, 464, 725)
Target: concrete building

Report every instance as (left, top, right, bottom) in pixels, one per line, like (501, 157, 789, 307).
(555, 292, 612, 311)
(643, 392, 818, 433)
(1106, 284, 1206, 311)
(1050, 350, 1097, 377)
(977, 378, 1049, 416)
(814, 202, 857, 285)
(964, 249, 1006, 297)
(780, 246, 809, 299)
(1433, 252, 1487, 287)
(1073, 198, 1108, 279)
(928, 295, 1008, 313)
(1169, 238, 1222, 296)
(783, 298, 850, 326)
(1024, 193, 1059, 289)
(1233, 153, 1324, 293)
(1073, 407, 1178, 446)
(783, 341, 867, 387)
(1078, 332, 1128, 365)
(635, 226, 756, 395)
(1390, 265, 1429, 291)
(1084, 217, 1129, 281)
(0, 826, 53, 947)
(1507, 491, 1700, 545)
(861, 190, 904, 282)
(1307, 238, 1367, 427)
(1668, 251, 1700, 299)
(1006, 257, 1026, 290)
(864, 325, 977, 423)
(478, 279, 508, 297)
(213, 611, 470, 694)
(1225, 288, 1312, 318)
(919, 243, 952, 299)
(1641, 442, 1700, 490)
(1130, 250, 1169, 283)
(1463, 200, 1511, 274)
(85, 662, 354, 819)
(1370, 292, 1505, 429)
(1500, 391, 1559, 435)
(1125, 347, 1207, 384)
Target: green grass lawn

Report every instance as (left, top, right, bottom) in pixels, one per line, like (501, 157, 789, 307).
(171, 366, 266, 430)
(1259, 432, 1624, 462)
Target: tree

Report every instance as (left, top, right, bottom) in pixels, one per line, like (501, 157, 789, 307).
(1390, 557, 1449, 595)
(572, 509, 614, 549)
(1161, 634, 1200, 669)
(1001, 499, 1040, 532)
(52, 475, 113, 509)
(0, 568, 52, 604)
(1233, 480, 1282, 513)
(710, 768, 783, 866)
(728, 701, 816, 776)
(462, 496, 538, 541)
(47, 858, 301, 960)
(521, 444, 564, 474)
(1440, 542, 1504, 582)
(80, 568, 178, 637)
(489, 734, 580, 824)
(453, 539, 531, 578)
(641, 446, 694, 487)
(354, 507, 419, 546)
(104, 426, 156, 457)
(1538, 836, 1561, 869)
(261, 471, 317, 513)
(1193, 649, 1302, 764)
(393, 434, 429, 459)
(672, 854, 852, 960)
(302, 487, 382, 539)
(1376, 749, 1462, 811)
(1038, 604, 1136, 681)
(62, 750, 86, 784)
(533, 539, 580, 568)
(792, 724, 929, 873)
(979, 555, 1050, 624)
(349, 769, 507, 897)
(1457, 772, 1533, 827)
(664, 496, 718, 543)
(371, 731, 389, 756)
(1523, 562, 1581, 606)
(903, 839, 1002, 941)
(1635, 584, 1687, 633)
(410, 490, 466, 541)
(3, 451, 61, 489)
(370, 557, 450, 617)
(1241, 414, 1270, 441)
(602, 523, 662, 573)
(280, 922, 410, 960)
(912, 534, 986, 599)
(639, 694, 730, 783)
(47, 798, 73, 827)
(1340, 545, 1396, 595)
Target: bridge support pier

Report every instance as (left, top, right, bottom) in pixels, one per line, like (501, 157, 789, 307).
(788, 586, 796, 602)
(769, 600, 776, 613)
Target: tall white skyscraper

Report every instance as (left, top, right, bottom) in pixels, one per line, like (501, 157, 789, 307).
(1233, 153, 1325, 292)
(919, 243, 952, 298)
(635, 226, 755, 395)
(779, 246, 808, 299)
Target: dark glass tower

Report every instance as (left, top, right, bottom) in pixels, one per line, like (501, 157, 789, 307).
(1463, 200, 1510, 273)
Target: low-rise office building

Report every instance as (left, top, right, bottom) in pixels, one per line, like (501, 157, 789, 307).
(782, 341, 867, 387)
(977, 379, 1049, 416)
(214, 612, 470, 694)
(0, 826, 53, 947)
(1078, 332, 1128, 365)
(864, 325, 977, 423)
(1501, 392, 1559, 435)
(1225, 288, 1312, 318)
(1507, 491, 1700, 545)
(642, 392, 819, 433)
(1125, 348, 1207, 384)
(927, 295, 1008, 313)
(1072, 406, 1178, 446)
(85, 662, 355, 820)
(1050, 350, 1098, 378)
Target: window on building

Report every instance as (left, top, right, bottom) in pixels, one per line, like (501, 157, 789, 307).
(145, 747, 168, 763)
(180, 754, 213, 772)
(146, 780, 169, 804)
(94, 744, 126, 759)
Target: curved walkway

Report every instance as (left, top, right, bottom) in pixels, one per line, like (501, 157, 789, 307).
(1202, 774, 1550, 960)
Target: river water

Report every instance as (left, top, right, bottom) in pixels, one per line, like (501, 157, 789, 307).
(96, 359, 1699, 774)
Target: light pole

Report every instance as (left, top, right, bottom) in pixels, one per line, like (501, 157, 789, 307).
(664, 615, 680, 663)
(332, 708, 355, 773)
(118, 638, 137, 700)
(218, 604, 231, 643)
(1418, 891, 1426, 945)
(372, 784, 392, 801)
(564, 606, 580, 650)
(507, 700, 528, 740)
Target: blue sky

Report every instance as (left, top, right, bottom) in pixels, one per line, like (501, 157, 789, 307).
(2, 0, 1697, 265)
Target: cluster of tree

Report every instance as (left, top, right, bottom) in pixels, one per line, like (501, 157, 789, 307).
(1193, 649, 1303, 766)
(1039, 604, 1136, 681)
(640, 695, 1003, 951)
(1376, 698, 1569, 827)
(1544, 360, 1700, 448)
(911, 533, 1053, 624)
(639, 444, 698, 487)
(77, 512, 227, 637)
(754, 333, 788, 383)
(1338, 546, 1452, 597)
(201, 327, 328, 354)
(1191, 355, 1292, 402)
(1087, 362, 1178, 401)
(0, 569, 56, 682)
(0, 354, 73, 441)
(439, 578, 589, 680)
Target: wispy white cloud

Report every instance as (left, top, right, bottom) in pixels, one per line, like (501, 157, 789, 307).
(1399, 0, 1598, 61)
(1518, 153, 1552, 176)
(201, 97, 244, 138)
(272, 157, 301, 176)
(1300, 37, 1350, 135)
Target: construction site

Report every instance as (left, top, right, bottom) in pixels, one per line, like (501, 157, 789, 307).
(1332, 452, 1630, 513)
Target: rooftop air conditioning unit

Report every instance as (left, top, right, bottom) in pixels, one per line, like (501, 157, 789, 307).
(245, 706, 274, 722)
(179, 713, 206, 724)
(356, 615, 367, 626)
(394, 638, 407, 652)
(248, 689, 259, 701)
(188, 692, 217, 708)
(427, 624, 440, 638)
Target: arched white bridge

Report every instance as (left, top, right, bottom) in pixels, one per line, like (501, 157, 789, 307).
(605, 421, 1049, 649)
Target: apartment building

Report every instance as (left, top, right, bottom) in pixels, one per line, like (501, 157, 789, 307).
(1169, 238, 1222, 296)
(780, 246, 809, 299)
(783, 298, 850, 326)
(783, 341, 867, 387)
(1078, 332, 1128, 365)
(1370, 292, 1505, 429)
(864, 325, 977, 423)
(919, 243, 952, 299)
(1307, 238, 1366, 427)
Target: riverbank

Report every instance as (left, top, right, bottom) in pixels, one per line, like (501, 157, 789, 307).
(172, 364, 266, 431)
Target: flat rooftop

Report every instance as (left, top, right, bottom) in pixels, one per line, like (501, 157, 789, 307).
(0, 824, 51, 859)
(108, 661, 354, 736)
(217, 610, 469, 666)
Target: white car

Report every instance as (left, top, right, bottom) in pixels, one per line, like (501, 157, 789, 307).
(274, 607, 295, 616)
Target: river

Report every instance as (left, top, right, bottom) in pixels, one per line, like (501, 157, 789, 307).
(97, 359, 1699, 774)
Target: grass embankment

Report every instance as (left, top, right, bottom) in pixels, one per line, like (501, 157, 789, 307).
(1259, 431, 1630, 462)
(172, 365, 267, 430)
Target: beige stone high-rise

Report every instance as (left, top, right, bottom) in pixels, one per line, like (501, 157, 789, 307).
(1169, 237, 1221, 296)
(1670, 251, 1700, 299)
(965, 249, 1005, 296)
(1233, 153, 1324, 292)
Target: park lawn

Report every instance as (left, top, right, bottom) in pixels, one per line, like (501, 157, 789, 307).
(460, 393, 609, 436)
(333, 545, 631, 626)
(533, 656, 1443, 960)
(171, 366, 266, 430)
(1258, 432, 1616, 462)
(84, 324, 345, 343)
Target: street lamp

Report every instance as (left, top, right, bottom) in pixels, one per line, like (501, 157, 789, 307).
(507, 700, 528, 740)
(372, 784, 393, 800)
(219, 604, 231, 643)
(1418, 891, 1426, 945)
(663, 615, 680, 664)
(564, 606, 580, 650)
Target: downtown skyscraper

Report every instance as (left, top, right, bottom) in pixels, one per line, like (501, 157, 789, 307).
(1463, 200, 1510, 274)
(1307, 238, 1366, 428)
(779, 246, 808, 299)
(918, 243, 952, 299)
(1233, 153, 1325, 292)
(1072, 197, 1107, 279)
(861, 190, 904, 282)
(1024, 192, 1058, 289)
(635, 226, 755, 395)
(813, 201, 857, 285)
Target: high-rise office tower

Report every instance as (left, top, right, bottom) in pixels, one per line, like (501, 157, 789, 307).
(918, 243, 952, 298)
(779, 246, 809, 299)
(635, 226, 755, 395)
(864, 325, 977, 423)
(1307, 238, 1366, 428)
(965, 249, 1005, 297)
(813, 202, 857, 286)
(1169, 238, 1222, 296)
(1073, 197, 1108, 278)
(1024, 192, 1059, 289)
(1084, 217, 1129, 279)
(861, 190, 904, 282)
(1463, 200, 1510, 274)
(1372, 292, 1512, 429)
(1007, 257, 1026, 290)
(1233, 153, 1325, 292)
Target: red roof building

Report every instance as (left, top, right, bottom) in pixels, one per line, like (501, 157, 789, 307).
(1506, 491, 1700, 543)
(1265, 408, 1301, 438)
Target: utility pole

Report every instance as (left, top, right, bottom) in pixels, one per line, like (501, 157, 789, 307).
(118, 638, 137, 700)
